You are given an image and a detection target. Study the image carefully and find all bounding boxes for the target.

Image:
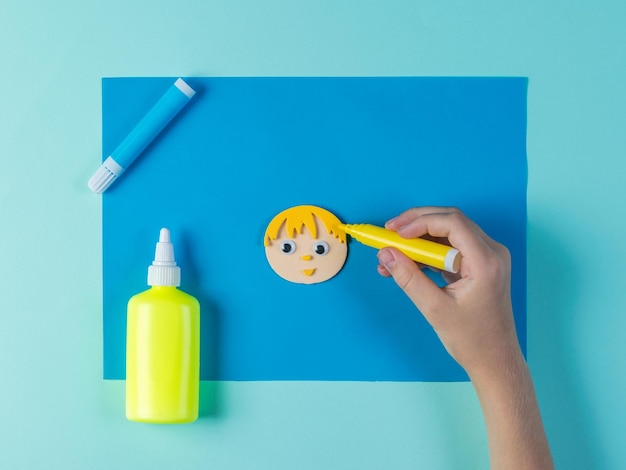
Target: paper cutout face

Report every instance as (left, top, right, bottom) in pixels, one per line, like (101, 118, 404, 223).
(264, 205, 347, 284)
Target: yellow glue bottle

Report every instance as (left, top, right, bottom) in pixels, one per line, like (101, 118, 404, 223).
(126, 228, 200, 423)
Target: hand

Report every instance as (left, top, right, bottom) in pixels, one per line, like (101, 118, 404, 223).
(376, 206, 522, 380)
(377, 207, 554, 468)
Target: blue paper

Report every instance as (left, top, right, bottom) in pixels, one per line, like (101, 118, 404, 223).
(102, 77, 527, 381)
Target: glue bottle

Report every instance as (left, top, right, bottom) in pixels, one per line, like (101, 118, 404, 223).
(126, 228, 200, 423)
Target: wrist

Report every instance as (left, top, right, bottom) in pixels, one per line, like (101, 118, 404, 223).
(466, 340, 527, 389)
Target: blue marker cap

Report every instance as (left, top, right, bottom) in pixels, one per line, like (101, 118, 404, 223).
(88, 78, 196, 193)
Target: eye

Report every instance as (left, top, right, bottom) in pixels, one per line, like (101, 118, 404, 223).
(280, 240, 296, 254)
(313, 241, 329, 256)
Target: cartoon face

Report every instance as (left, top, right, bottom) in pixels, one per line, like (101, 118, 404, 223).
(264, 205, 348, 284)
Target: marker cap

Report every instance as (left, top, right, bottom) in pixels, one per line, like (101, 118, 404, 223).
(444, 248, 461, 273)
(87, 156, 124, 194)
(174, 78, 196, 98)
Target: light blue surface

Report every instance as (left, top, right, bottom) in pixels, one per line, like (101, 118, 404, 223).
(0, 1, 624, 469)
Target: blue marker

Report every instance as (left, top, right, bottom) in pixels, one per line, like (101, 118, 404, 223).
(88, 78, 196, 193)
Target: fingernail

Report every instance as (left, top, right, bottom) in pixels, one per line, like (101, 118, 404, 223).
(384, 217, 398, 229)
(377, 248, 396, 269)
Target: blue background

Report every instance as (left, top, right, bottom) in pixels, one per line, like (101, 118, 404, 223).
(102, 77, 528, 382)
(1, 1, 624, 469)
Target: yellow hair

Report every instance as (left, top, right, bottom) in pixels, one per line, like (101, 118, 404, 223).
(264, 205, 346, 246)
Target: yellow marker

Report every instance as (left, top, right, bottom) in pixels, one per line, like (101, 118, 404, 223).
(338, 223, 461, 273)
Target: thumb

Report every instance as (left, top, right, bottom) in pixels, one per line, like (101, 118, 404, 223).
(377, 248, 449, 319)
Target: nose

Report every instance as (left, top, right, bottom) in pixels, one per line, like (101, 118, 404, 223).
(301, 255, 313, 261)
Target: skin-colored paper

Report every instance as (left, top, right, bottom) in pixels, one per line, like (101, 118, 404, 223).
(264, 205, 348, 284)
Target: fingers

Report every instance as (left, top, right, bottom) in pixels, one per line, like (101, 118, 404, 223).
(385, 207, 497, 271)
(377, 247, 451, 319)
(385, 206, 461, 232)
(380, 207, 510, 309)
(441, 270, 462, 284)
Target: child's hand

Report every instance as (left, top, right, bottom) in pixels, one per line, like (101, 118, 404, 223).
(377, 206, 554, 469)
(376, 206, 522, 380)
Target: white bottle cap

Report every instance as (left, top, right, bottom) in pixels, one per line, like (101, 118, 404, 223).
(147, 228, 181, 286)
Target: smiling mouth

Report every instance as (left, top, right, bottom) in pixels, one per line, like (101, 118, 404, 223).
(301, 268, 316, 276)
